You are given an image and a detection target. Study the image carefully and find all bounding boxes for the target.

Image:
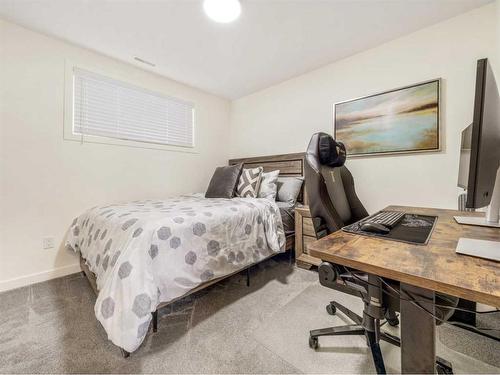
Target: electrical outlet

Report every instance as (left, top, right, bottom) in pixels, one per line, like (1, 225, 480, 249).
(42, 237, 55, 249)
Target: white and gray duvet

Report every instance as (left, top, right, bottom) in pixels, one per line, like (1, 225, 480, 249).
(66, 195, 285, 352)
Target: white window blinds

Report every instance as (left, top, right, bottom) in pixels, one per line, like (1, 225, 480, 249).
(73, 68, 194, 148)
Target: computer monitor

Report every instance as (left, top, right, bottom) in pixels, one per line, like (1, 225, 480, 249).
(457, 123, 472, 190)
(455, 58, 500, 228)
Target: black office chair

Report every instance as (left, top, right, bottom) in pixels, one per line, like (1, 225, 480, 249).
(304, 132, 458, 374)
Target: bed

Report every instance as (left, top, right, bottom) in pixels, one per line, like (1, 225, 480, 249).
(68, 152, 306, 356)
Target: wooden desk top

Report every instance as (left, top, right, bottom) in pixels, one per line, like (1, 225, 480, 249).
(308, 206, 500, 307)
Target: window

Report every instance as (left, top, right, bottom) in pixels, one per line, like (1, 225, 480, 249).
(72, 68, 194, 148)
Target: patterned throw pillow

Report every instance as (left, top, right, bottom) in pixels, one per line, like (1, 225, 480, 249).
(258, 170, 280, 200)
(236, 167, 263, 198)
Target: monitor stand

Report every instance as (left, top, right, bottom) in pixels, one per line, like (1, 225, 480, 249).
(454, 166, 500, 228)
(454, 216, 500, 228)
(456, 238, 500, 261)
(454, 167, 500, 261)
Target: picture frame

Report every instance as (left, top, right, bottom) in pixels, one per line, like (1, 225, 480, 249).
(334, 79, 441, 157)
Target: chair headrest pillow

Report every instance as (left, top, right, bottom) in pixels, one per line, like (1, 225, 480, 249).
(318, 133, 346, 167)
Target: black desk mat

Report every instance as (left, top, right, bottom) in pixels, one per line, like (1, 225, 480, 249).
(342, 212, 438, 245)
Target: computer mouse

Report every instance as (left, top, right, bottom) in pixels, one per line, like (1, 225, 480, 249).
(360, 222, 390, 234)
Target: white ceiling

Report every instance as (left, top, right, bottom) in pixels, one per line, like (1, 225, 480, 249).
(0, 0, 492, 99)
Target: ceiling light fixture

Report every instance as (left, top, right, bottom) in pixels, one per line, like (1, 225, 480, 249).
(203, 0, 241, 23)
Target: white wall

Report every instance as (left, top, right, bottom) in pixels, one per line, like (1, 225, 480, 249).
(0, 3, 498, 292)
(0, 20, 230, 291)
(230, 4, 499, 214)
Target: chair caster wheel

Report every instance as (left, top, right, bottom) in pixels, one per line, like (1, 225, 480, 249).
(436, 357, 453, 374)
(120, 348, 130, 358)
(387, 316, 399, 327)
(326, 303, 336, 315)
(436, 364, 453, 374)
(309, 336, 319, 350)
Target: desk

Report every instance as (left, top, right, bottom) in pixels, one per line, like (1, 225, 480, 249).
(308, 206, 500, 373)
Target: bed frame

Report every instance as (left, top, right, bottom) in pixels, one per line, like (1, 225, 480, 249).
(80, 152, 306, 357)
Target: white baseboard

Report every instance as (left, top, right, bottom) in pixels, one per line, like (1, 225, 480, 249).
(0, 263, 81, 293)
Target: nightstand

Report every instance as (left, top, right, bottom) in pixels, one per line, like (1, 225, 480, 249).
(294, 205, 321, 269)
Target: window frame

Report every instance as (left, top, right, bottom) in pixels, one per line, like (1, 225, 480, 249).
(63, 61, 197, 153)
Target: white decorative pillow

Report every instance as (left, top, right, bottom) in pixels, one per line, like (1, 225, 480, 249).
(236, 167, 263, 198)
(258, 170, 280, 200)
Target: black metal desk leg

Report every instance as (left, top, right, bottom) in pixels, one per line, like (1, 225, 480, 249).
(400, 283, 436, 374)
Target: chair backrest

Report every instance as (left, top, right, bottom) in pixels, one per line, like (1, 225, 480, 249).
(305, 132, 368, 235)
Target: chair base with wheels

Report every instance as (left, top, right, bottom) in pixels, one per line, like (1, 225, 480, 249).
(325, 300, 400, 327)
(309, 299, 453, 374)
(309, 273, 400, 374)
(309, 263, 454, 375)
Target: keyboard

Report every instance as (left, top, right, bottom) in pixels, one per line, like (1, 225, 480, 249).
(364, 211, 405, 229)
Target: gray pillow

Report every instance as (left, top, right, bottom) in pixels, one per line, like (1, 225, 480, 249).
(205, 164, 243, 198)
(276, 176, 303, 205)
(258, 170, 280, 200)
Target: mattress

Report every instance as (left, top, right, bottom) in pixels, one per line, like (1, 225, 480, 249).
(65, 195, 285, 352)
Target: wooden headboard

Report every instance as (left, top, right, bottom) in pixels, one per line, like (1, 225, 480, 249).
(228, 152, 307, 204)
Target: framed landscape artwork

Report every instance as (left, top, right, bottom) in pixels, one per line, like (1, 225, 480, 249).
(334, 79, 440, 157)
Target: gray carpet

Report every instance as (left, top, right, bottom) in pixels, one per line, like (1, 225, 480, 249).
(253, 284, 500, 374)
(0, 255, 498, 374)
